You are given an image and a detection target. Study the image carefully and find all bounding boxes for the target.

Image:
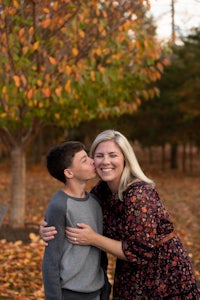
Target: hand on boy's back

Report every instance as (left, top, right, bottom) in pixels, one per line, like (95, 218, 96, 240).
(39, 221, 58, 246)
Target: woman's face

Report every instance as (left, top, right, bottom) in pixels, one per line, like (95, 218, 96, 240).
(93, 140, 125, 192)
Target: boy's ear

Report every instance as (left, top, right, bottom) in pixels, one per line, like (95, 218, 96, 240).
(64, 168, 73, 179)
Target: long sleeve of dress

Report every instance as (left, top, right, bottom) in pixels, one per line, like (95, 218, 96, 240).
(121, 183, 173, 264)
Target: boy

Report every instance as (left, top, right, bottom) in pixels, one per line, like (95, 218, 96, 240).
(42, 141, 105, 300)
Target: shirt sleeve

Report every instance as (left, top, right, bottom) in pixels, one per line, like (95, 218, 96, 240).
(122, 185, 161, 264)
(42, 197, 66, 300)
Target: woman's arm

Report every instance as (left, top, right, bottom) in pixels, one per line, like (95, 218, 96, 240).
(39, 220, 58, 246)
(66, 223, 127, 261)
(40, 221, 127, 260)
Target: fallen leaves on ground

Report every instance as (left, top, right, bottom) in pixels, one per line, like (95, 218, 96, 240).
(0, 234, 44, 299)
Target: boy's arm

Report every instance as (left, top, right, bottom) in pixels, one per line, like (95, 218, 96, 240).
(42, 199, 66, 300)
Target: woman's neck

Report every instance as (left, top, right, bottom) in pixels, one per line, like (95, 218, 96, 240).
(106, 181, 119, 194)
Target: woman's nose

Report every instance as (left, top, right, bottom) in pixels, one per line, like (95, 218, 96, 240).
(101, 155, 109, 164)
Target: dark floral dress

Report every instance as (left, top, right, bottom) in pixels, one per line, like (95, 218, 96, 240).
(91, 181, 200, 300)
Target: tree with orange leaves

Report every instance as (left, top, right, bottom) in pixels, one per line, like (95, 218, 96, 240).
(0, 0, 168, 228)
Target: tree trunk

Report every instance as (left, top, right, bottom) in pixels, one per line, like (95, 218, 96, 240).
(31, 130, 44, 163)
(148, 146, 154, 164)
(189, 143, 193, 173)
(170, 142, 178, 169)
(10, 146, 26, 228)
(182, 144, 186, 172)
(161, 144, 166, 171)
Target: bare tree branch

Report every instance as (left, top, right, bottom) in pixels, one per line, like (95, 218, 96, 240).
(0, 126, 16, 150)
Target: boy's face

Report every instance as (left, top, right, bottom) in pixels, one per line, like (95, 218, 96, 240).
(68, 150, 96, 181)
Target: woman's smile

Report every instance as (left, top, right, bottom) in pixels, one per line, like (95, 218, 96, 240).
(101, 168, 114, 172)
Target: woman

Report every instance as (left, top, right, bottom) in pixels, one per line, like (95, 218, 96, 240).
(40, 130, 199, 299)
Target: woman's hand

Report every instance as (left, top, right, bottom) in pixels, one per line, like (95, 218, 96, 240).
(66, 223, 97, 246)
(67, 223, 127, 260)
(39, 220, 57, 246)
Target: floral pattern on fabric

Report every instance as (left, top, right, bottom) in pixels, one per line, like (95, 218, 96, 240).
(91, 181, 200, 300)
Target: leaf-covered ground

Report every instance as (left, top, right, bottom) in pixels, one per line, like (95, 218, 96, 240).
(0, 159, 199, 299)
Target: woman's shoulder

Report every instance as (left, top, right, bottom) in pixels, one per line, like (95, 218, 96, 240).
(124, 181, 156, 197)
(122, 182, 161, 210)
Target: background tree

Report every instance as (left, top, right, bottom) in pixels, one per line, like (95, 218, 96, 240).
(0, 0, 167, 228)
(121, 27, 200, 172)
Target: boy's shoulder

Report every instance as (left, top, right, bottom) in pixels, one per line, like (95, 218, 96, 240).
(51, 189, 66, 199)
(48, 189, 67, 208)
(44, 190, 70, 227)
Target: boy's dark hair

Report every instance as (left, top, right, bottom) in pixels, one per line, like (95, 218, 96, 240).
(46, 141, 86, 183)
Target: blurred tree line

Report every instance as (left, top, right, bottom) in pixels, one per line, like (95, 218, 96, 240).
(1, 28, 200, 172)
(14, 28, 200, 174)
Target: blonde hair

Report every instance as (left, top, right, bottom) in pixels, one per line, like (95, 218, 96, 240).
(90, 129, 154, 200)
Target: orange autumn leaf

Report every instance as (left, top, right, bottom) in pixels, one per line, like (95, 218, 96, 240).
(37, 80, 43, 87)
(55, 86, 62, 97)
(90, 71, 95, 81)
(72, 48, 79, 56)
(79, 30, 85, 38)
(64, 80, 71, 93)
(42, 18, 51, 28)
(13, 75, 20, 87)
(13, 0, 19, 8)
(27, 89, 34, 99)
(157, 62, 164, 72)
(43, 7, 50, 14)
(95, 48, 102, 56)
(45, 74, 50, 81)
(2, 86, 7, 94)
(98, 66, 105, 74)
(22, 46, 29, 55)
(52, 2, 59, 11)
(38, 102, 44, 108)
(42, 88, 51, 97)
(32, 41, 40, 51)
(20, 74, 27, 86)
(19, 28, 25, 38)
(54, 113, 60, 119)
(28, 26, 34, 35)
(48, 56, 57, 65)
(65, 65, 72, 75)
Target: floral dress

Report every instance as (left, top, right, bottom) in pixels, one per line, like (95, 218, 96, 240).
(91, 181, 200, 300)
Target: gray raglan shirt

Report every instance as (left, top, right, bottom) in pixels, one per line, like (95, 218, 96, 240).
(42, 190, 104, 300)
